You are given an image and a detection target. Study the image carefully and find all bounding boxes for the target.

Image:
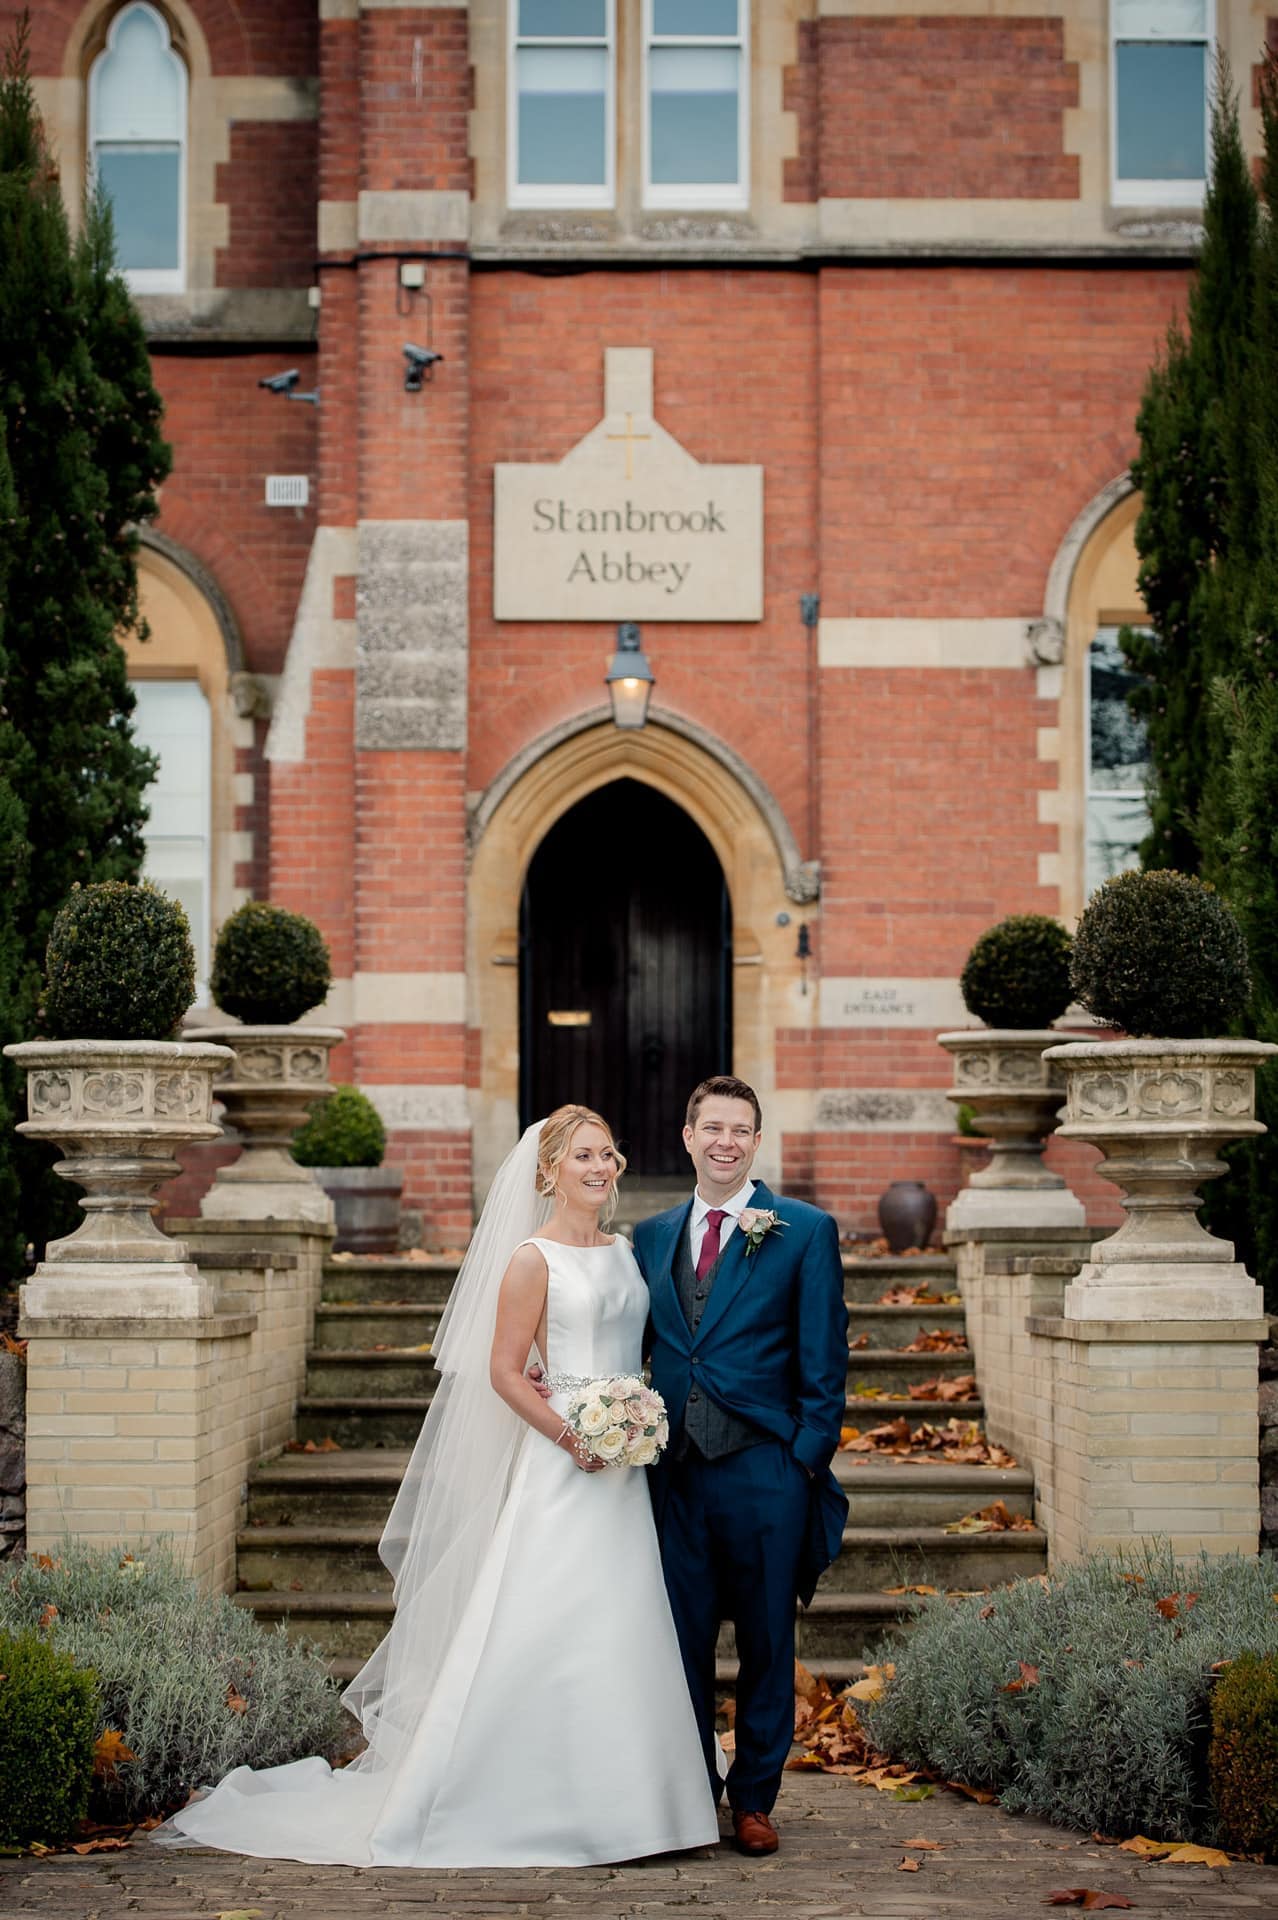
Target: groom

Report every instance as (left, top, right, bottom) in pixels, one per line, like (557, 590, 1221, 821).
(632, 1077, 849, 1857)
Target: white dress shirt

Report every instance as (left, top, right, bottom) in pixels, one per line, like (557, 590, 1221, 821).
(690, 1178, 755, 1271)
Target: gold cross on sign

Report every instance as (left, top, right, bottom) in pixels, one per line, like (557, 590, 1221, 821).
(605, 412, 651, 480)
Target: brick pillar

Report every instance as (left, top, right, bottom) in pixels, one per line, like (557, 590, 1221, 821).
(349, 3, 474, 1245)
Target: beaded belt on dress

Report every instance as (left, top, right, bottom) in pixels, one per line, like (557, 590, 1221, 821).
(542, 1371, 597, 1393)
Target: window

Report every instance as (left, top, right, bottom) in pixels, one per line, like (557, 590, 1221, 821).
(131, 680, 212, 996)
(89, 4, 186, 290)
(644, 0, 747, 208)
(511, 0, 614, 207)
(1111, 0, 1210, 206)
(1085, 626, 1150, 899)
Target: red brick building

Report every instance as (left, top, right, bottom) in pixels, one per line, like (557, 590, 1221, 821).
(15, 1, 1249, 1241)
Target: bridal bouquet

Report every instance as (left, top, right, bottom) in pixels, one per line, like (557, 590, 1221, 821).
(563, 1376, 670, 1469)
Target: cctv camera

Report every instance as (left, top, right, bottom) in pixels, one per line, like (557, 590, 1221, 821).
(402, 343, 444, 391)
(259, 369, 300, 394)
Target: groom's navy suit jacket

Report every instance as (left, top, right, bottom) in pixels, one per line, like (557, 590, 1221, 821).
(633, 1182, 849, 1606)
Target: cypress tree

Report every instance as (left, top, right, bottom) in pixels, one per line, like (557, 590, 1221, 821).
(0, 17, 170, 1271)
(1211, 49, 1278, 1312)
(1121, 57, 1258, 879)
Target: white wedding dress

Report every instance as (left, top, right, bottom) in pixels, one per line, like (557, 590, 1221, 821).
(158, 1232, 718, 1868)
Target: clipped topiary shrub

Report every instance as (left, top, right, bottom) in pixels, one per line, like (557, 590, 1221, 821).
(862, 1545, 1278, 1843)
(1210, 1650, 1278, 1859)
(293, 1083, 386, 1169)
(959, 914, 1073, 1029)
(210, 901, 332, 1027)
(43, 882, 195, 1041)
(0, 1628, 97, 1849)
(0, 1541, 346, 1822)
(1070, 869, 1251, 1038)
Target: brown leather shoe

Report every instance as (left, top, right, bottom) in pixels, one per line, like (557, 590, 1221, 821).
(732, 1810, 779, 1856)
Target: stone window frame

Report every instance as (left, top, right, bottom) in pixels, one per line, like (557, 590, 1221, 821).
(507, 0, 618, 210)
(126, 534, 253, 999)
(641, 0, 750, 213)
(87, 1, 189, 293)
(1045, 477, 1150, 923)
(1109, 0, 1213, 209)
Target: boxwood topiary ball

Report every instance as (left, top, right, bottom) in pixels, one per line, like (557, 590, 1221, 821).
(1070, 869, 1251, 1038)
(43, 882, 195, 1041)
(211, 901, 332, 1027)
(293, 1084, 386, 1169)
(959, 914, 1073, 1029)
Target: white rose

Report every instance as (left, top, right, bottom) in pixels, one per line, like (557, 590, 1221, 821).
(655, 1418, 670, 1446)
(628, 1435, 659, 1468)
(577, 1399, 609, 1436)
(595, 1426, 627, 1462)
(611, 1375, 643, 1399)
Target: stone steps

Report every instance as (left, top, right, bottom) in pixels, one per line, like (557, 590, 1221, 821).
(246, 1452, 1024, 1533)
(293, 1391, 985, 1449)
(318, 1252, 958, 1308)
(308, 1296, 968, 1354)
(302, 1338, 973, 1402)
(235, 1243, 1053, 1687)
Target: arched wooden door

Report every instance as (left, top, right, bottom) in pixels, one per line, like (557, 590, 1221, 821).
(519, 779, 732, 1174)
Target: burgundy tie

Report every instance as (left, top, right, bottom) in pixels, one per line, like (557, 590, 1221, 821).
(695, 1209, 727, 1282)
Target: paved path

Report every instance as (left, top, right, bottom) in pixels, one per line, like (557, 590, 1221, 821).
(2, 1773, 1276, 1920)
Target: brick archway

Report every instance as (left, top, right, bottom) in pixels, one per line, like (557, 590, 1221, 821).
(467, 716, 810, 1199)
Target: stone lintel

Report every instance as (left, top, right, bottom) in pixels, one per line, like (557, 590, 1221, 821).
(19, 1313, 258, 1342)
(1027, 1315, 1271, 1344)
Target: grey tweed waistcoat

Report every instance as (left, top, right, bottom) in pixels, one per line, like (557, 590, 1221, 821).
(673, 1217, 767, 1460)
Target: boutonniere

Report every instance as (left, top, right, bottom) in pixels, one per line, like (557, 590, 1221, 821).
(738, 1208, 785, 1257)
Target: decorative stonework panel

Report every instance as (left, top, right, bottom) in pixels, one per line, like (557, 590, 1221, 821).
(356, 519, 468, 752)
(1137, 1070, 1204, 1117)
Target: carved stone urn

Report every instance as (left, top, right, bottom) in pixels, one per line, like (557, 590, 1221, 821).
(192, 1026, 343, 1224)
(4, 1038, 234, 1318)
(937, 1029, 1085, 1232)
(1043, 1037, 1278, 1320)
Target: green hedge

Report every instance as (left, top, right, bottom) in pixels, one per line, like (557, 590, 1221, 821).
(0, 1628, 96, 1849)
(1210, 1650, 1278, 1858)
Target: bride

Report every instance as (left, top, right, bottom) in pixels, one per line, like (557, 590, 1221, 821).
(156, 1105, 720, 1867)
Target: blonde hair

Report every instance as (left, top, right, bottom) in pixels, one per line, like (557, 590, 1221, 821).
(536, 1105, 627, 1225)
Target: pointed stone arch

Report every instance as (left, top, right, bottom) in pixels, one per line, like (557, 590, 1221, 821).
(467, 715, 813, 1193)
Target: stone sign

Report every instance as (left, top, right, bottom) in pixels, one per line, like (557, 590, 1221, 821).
(493, 347, 763, 622)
